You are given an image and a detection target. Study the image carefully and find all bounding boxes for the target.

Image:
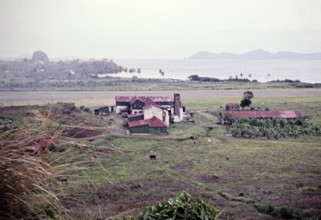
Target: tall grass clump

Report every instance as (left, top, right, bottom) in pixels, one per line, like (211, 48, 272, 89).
(0, 144, 66, 219)
(0, 107, 67, 219)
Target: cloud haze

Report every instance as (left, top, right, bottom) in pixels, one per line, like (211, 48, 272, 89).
(1, 0, 321, 59)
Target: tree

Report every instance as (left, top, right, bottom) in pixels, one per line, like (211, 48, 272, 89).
(240, 99, 252, 109)
(240, 91, 254, 110)
(188, 75, 200, 81)
(243, 91, 254, 99)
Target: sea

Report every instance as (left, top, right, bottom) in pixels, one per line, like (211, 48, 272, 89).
(100, 59, 321, 83)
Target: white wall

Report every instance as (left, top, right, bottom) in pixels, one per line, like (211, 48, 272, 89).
(116, 106, 128, 114)
(171, 107, 184, 122)
(144, 105, 169, 126)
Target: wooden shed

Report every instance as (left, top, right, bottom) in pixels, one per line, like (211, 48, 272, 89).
(128, 116, 167, 134)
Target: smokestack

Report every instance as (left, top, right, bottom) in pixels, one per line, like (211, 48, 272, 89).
(174, 93, 181, 116)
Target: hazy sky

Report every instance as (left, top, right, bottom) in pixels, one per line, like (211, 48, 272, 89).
(1, 0, 321, 59)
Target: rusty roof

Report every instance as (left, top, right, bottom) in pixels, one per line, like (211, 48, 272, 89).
(116, 96, 173, 103)
(221, 110, 302, 119)
(128, 119, 149, 128)
(127, 113, 144, 118)
(149, 116, 167, 128)
(128, 116, 167, 128)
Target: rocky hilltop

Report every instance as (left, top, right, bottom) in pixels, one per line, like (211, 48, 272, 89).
(31, 50, 50, 63)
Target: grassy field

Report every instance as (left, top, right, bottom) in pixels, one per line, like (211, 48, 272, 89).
(52, 111, 321, 219)
(1, 90, 321, 219)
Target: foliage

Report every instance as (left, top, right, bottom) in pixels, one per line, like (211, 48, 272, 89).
(79, 105, 91, 113)
(136, 192, 221, 220)
(240, 99, 252, 109)
(229, 117, 320, 139)
(188, 75, 221, 82)
(243, 91, 254, 100)
(240, 91, 254, 109)
(0, 118, 67, 219)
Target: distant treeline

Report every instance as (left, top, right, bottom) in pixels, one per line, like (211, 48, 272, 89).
(269, 79, 301, 83)
(268, 79, 321, 88)
(187, 75, 321, 88)
(188, 75, 257, 82)
(0, 58, 124, 76)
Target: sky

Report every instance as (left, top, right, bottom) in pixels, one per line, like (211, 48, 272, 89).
(1, 0, 321, 59)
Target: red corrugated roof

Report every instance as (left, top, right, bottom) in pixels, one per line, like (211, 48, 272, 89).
(128, 119, 150, 128)
(226, 103, 239, 107)
(130, 97, 143, 104)
(128, 116, 167, 128)
(116, 96, 173, 103)
(127, 113, 144, 118)
(221, 110, 302, 119)
(149, 116, 167, 128)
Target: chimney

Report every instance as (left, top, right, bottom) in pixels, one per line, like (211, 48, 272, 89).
(174, 93, 181, 116)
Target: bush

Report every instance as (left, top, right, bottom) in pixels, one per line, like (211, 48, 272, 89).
(228, 118, 320, 139)
(80, 105, 91, 113)
(136, 192, 221, 220)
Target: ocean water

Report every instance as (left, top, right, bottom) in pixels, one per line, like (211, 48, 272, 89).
(109, 59, 321, 83)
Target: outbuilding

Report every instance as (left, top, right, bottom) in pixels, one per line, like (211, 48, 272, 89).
(128, 116, 167, 134)
(225, 103, 240, 111)
(219, 110, 302, 125)
(93, 106, 115, 116)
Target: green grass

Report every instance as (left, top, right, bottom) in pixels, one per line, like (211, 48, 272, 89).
(55, 102, 321, 218)
(2, 90, 321, 219)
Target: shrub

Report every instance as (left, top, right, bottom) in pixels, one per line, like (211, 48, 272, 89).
(80, 105, 91, 113)
(228, 118, 320, 139)
(136, 192, 221, 220)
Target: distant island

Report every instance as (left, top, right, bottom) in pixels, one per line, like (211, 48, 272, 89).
(189, 49, 321, 60)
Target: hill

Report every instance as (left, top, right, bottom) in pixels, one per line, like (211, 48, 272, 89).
(189, 49, 321, 60)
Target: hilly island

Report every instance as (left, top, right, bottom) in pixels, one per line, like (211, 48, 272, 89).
(190, 49, 321, 60)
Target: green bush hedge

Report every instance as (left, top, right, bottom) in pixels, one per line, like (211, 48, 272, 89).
(136, 192, 221, 220)
(228, 117, 320, 139)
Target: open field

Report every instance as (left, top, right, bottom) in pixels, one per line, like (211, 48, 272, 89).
(1, 90, 321, 219)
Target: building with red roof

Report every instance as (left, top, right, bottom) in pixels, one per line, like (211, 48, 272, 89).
(116, 94, 185, 134)
(225, 103, 240, 111)
(219, 110, 302, 125)
(128, 116, 167, 134)
(115, 95, 173, 114)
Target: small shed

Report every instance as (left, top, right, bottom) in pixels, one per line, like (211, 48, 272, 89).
(128, 116, 167, 134)
(225, 103, 240, 111)
(93, 106, 115, 116)
(148, 116, 168, 134)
